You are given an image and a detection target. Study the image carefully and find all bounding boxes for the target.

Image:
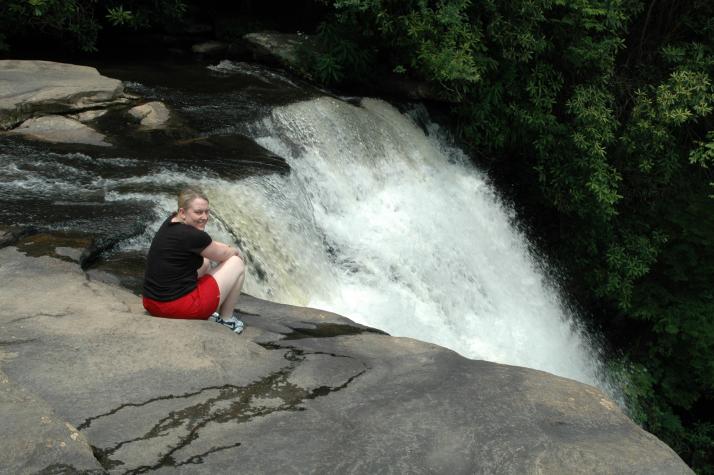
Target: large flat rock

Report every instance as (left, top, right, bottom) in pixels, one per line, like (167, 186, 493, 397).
(0, 60, 125, 130)
(0, 369, 103, 474)
(6, 115, 111, 146)
(0, 247, 692, 474)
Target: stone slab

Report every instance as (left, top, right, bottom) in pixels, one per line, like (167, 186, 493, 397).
(0, 60, 125, 130)
(0, 248, 693, 474)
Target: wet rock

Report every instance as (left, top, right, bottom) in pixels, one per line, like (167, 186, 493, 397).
(241, 31, 309, 73)
(192, 41, 228, 56)
(6, 115, 111, 146)
(0, 249, 693, 474)
(0, 60, 126, 130)
(239, 31, 452, 103)
(86, 250, 147, 295)
(15, 231, 93, 264)
(70, 109, 108, 123)
(5, 226, 147, 280)
(0, 225, 39, 249)
(0, 197, 154, 248)
(128, 101, 171, 128)
(379, 74, 455, 102)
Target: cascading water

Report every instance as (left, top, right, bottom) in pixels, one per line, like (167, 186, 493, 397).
(207, 95, 607, 389)
(0, 61, 611, 394)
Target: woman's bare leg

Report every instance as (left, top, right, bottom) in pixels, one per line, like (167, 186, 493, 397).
(218, 270, 245, 319)
(208, 256, 245, 319)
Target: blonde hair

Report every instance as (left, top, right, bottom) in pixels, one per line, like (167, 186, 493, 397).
(177, 187, 208, 211)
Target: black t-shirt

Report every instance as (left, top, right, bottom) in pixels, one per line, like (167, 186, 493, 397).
(143, 216, 212, 301)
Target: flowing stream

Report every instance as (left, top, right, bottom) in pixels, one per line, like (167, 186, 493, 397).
(1, 61, 611, 393)
(210, 95, 607, 389)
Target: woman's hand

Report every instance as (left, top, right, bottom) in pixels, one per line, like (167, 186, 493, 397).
(201, 241, 242, 263)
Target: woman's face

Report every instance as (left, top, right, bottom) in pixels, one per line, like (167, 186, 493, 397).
(179, 198, 210, 231)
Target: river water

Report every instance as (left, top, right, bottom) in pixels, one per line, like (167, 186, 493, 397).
(0, 60, 613, 394)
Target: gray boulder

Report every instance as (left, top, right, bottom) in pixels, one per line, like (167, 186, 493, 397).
(240, 31, 451, 102)
(70, 109, 108, 123)
(0, 247, 693, 474)
(242, 31, 309, 73)
(6, 115, 111, 146)
(0, 60, 126, 130)
(128, 101, 171, 128)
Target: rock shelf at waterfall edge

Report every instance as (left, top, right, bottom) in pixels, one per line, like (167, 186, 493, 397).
(0, 242, 692, 474)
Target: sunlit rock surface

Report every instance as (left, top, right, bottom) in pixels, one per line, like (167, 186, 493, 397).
(0, 60, 126, 130)
(0, 368, 102, 474)
(0, 247, 692, 474)
(70, 109, 109, 123)
(6, 115, 111, 146)
(128, 101, 171, 128)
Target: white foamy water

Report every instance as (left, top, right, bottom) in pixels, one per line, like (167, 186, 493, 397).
(205, 96, 607, 388)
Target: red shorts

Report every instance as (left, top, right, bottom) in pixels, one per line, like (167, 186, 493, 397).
(143, 275, 220, 320)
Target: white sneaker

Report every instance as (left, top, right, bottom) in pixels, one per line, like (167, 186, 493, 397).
(216, 316, 244, 334)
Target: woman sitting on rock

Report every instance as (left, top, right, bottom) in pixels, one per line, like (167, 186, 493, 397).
(142, 187, 246, 333)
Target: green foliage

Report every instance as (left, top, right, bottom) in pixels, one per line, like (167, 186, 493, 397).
(105, 6, 134, 27)
(690, 131, 714, 167)
(1, 0, 101, 52)
(400, 1, 484, 87)
(309, 0, 714, 471)
(310, 0, 487, 98)
(295, 13, 376, 84)
(0, 0, 187, 52)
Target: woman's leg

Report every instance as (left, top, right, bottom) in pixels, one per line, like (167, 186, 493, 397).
(208, 256, 245, 319)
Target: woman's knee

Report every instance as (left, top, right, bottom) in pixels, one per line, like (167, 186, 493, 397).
(211, 256, 244, 284)
(227, 255, 245, 275)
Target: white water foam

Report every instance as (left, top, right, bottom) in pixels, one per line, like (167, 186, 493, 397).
(207, 96, 608, 388)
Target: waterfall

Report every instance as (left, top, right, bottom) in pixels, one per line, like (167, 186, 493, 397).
(0, 69, 609, 390)
(205, 96, 607, 388)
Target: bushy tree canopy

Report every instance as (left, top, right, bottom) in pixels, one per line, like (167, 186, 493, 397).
(306, 0, 714, 471)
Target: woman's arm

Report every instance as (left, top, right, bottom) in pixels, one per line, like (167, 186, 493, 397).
(200, 241, 243, 263)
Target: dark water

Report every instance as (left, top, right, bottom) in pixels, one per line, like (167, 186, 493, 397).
(0, 60, 318, 257)
(0, 60, 325, 293)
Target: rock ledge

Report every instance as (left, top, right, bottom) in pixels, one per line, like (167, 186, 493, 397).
(0, 248, 693, 474)
(0, 60, 126, 130)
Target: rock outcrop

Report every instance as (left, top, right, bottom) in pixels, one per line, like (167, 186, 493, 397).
(239, 31, 450, 102)
(70, 109, 109, 123)
(128, 101, 171, 128)
(0, 60, 126, 130)
(241, 31, 308, 72)
(1, 368, 102, 474)
(0, 246, 692, 474)
(6, 115, 111, 146)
